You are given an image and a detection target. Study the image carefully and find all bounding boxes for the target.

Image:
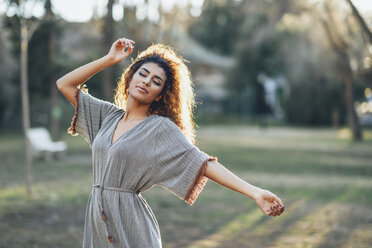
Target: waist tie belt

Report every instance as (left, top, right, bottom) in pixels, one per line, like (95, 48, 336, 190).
(92, 183, 139, 243)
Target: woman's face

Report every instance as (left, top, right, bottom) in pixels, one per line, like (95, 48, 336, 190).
(128, 62, 167, 105)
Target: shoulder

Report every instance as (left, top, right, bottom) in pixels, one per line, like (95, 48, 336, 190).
(153, 115, 179, 130)
(150, 115, 184, 138)
(153, 116, 194, 152)
(80, 90, 121, 113)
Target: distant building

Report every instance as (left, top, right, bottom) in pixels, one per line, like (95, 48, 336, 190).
(172, 30, 235, 114)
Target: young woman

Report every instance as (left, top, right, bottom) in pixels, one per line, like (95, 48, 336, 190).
(57, 37, 284, 247)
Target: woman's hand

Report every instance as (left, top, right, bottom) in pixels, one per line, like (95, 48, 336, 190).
(106, 37, 135, 65)
(253, 189, 285, 216)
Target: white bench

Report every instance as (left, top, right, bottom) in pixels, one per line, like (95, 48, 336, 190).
(26, 127, 67, 159)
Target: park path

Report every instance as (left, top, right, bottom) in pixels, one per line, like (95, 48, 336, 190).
(187, 201, 372, 248)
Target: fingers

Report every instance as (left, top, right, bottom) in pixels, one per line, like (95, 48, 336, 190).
(271, 194, 284, 216)
(277, 201, 285, 214)
(270, 206, 277, 216)
(257, 190, 285, 217)
(274, 196, 284, 208)
(118, 38, 132, 46)
(267, 201, 284, 217)
(127, 41, 134, 54)
(114, 38, 135, 52)
(274, 199, 285, 214)
(265, 208, 272, 216)
(270, 206, 279, 216)
(120, 38, 135, 53)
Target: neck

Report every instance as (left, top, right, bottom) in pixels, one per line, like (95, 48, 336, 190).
(124, 96, 151, 121)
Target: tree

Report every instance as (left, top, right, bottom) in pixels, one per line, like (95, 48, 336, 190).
(44, 0, 61, 139)
(345, 0, 372, 88)
(189, 0, 244, 56)
(346, 0, 372, 44)
(18, 0, 41, 196)
(102, 0, 116, 101)
(320, 1, 363, 141)
(0, 16, 17, 130)
(3, 0, 60, 196)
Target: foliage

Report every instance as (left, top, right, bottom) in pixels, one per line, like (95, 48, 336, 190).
(188, 0, 370, 126)
(1, 7, 63, 129)
(226, 28, 285, 115)
(1, 0, 372, 129)
(279, 28, 346, 125)
(189, 0, 244, 56)
(190, 1, 273, 115)
(284, 77, 346, 125)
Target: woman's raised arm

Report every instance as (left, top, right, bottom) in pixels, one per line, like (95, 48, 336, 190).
(205, 160, 284, 216)
(56, 38, 135, 107)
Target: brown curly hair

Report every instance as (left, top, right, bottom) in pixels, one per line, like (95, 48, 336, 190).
(114, 44, 197, 144)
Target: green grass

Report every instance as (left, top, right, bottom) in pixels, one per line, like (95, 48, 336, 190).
(1, 127, 372, 248)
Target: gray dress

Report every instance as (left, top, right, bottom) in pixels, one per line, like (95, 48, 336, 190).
(68, 88, 217, 248)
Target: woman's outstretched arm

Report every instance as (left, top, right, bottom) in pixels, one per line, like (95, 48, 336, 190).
(204, 160, 284, 216)
(56, 37, 135, 107)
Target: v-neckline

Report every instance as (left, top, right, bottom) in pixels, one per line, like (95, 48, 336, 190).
(110, 112, 154, 146)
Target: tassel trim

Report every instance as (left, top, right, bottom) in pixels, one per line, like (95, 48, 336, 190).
(67, 85, 87, 136)
(185, 156, 218, 205)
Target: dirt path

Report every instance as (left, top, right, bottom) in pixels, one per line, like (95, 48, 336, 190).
(187, 202, 372, 248)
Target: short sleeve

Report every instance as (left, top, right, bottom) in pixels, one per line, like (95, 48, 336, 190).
(68, 87, 120, 144)
(154, 118, 217, 205)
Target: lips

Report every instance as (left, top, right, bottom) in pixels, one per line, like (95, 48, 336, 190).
(136, 86, 148, 94)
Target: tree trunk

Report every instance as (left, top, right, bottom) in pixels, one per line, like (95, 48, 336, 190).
(102, 0, 115, 101)
(45, 0, 60, 140)
(321, 14, 363, 141)
(49, 27, 59, 140)
(331, 108, 339, 129)
(20, 16, 33, 196)
(340, 53, 363, 141)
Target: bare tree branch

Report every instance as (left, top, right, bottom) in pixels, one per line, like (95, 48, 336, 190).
(27, 20, 40, 42)
(323, 1, 348, 49)
(346, 0, 372, 44)
(321, 17, 340, 54)
(320, 3, 363, 141)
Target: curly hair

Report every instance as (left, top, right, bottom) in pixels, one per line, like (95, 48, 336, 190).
(114, 44, 197, 144)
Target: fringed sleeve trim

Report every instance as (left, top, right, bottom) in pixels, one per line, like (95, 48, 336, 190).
(185, 156, 218, 205)
(67, 85, 87, 136)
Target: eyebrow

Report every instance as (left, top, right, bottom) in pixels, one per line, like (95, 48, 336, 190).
(141, 68, 164, 83)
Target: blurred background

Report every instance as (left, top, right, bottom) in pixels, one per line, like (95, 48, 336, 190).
(1, 0, 372, 247)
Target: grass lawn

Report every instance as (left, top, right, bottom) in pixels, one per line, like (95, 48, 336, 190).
(0, 126, 372, 248)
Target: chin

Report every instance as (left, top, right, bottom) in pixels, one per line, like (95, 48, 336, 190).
(128, 92, 154, 105)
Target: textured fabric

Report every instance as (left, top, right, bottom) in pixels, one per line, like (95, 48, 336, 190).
(71, 89, 216, 248)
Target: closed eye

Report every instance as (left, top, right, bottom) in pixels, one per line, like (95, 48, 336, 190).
(139, 69, 162, 86)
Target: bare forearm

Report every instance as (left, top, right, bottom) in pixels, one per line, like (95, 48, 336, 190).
(57, 55, 114, 89)
(204, 160, 261, 200)
(56, 55, 115, 106)
(204, 160, 285, 216)
(56, 37, 134, 106)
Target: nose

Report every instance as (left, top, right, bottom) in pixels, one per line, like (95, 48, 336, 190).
(143, 77, 151, 86)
